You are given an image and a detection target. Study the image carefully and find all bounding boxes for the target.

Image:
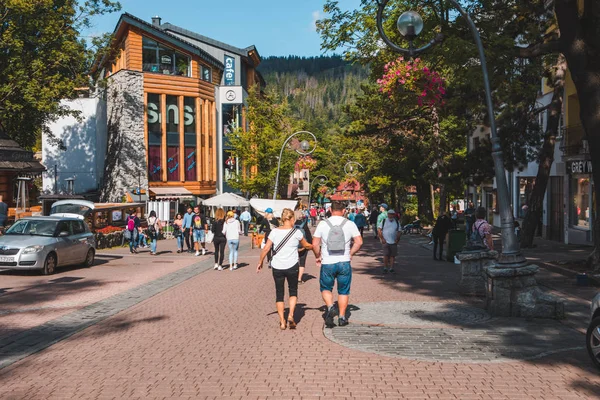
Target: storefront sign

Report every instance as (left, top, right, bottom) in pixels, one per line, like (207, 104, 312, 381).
(569, 160, 593, 174)
(161, 55, 172, 64)
(219, 86, 243, 104)
(147, 102, 194, 126)
(224, 55, 235, 86)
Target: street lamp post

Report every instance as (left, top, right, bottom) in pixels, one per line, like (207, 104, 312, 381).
(273, 131, 317, 201)
(374, 0, 563, 318)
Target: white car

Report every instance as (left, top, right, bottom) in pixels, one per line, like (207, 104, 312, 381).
(587, 292, 600, 369)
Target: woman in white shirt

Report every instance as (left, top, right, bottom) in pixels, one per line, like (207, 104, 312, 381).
(222, 211, 242, 270)
(257, 208, 312, 330)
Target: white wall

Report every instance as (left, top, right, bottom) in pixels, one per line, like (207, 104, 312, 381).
(43, 97, 107, 194)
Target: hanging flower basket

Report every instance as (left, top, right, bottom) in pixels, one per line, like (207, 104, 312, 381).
(317, 185, 331, 197)
(295, 155, 317, 171)
(377, 57, 446, 107)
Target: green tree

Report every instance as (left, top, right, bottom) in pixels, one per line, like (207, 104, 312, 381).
(0, 0, 121, 149)
(226, 87, 300, 197)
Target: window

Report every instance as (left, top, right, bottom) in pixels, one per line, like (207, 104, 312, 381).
(72, 221, 85, 234)
(142, 36, 191, 77)
(166, 95, 180, 181)
(570, 177, 591, 230)
(147, 93, 162, 182)
(184, 97, 197, 181)
(201, 66, 212, 82)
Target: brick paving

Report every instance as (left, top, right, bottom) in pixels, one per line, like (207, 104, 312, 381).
(0, 232, 599, 399)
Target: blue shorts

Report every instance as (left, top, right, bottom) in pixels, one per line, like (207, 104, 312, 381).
(320, 261, 352, 295)
(193, 229, 205, 242)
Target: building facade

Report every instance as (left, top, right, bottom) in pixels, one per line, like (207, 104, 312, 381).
(43, 13, 263, 202)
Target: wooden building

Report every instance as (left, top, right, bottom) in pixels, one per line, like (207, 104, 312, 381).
(86, 13, 263, 202)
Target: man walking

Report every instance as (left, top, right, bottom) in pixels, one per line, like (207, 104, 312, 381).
(378, 209, 402, 273)
(240, 207, 251, 236)
(368, 206, 379, 238)
(182, 206, 195, 253)
(313, 201, 363, 328)
(432, 212, 452, 261)
(193, 205, 208, 255)
(376, 203, 388, 232)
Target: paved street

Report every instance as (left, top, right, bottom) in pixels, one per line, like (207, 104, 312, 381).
(0, 233, 599, 399)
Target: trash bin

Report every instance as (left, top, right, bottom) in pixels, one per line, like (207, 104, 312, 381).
(446, 229, 466, 262)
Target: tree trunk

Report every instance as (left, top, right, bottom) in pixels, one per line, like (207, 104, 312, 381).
(416, 180, 434, 223)
(439, 184, 447, 216)
(521, 55, 566, 248)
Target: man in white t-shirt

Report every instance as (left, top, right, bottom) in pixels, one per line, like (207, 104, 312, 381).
(378, 209, 402, 274)
(313, 201, 363, 328)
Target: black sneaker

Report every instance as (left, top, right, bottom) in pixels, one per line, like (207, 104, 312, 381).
(324, 305, 337, 328)
(338, 316, 349, 326)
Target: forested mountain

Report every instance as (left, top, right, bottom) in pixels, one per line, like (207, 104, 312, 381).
(257, 55, 369, 129)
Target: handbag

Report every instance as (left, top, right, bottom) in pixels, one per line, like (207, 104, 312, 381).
(205, 230, 214, 244)
(123, 229, 132, 240)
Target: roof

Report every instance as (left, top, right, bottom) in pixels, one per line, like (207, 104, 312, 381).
(0, 130, 45, 173)
(110, 13, 225, 71)
(161, 22, 262, 65)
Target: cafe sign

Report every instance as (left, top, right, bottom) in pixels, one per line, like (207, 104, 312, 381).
(224, 55, 235, 86)
(569, 160, 593, 174)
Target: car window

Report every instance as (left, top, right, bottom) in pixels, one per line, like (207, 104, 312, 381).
(56, 221, 72, 236)
(5, 220, 58, 236)
(72, 221, 85, 234)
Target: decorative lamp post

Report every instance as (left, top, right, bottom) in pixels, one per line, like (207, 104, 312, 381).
(374, 0, 563, 318)
(273, 131, 317, 201)
(344, 161, 364, 177)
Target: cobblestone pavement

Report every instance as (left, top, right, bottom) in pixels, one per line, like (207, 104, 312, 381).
(0, 231, 599, 399)
(0, 239, 216, 342)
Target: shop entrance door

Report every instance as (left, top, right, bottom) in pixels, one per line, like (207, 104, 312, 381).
(548, 176, 564, 242)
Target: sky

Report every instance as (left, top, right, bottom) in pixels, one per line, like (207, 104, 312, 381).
(82, 0, 363, 57)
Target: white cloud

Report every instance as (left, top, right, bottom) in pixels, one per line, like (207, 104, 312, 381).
(310, 10, 323, 32)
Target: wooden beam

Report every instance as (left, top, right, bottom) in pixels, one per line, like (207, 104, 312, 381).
(196, 97, 204, 182)
(179, 96, 185, 182)
(143, 92, 149, 179)
(211, 101, 217, 183)
(161, 94, 167, 182)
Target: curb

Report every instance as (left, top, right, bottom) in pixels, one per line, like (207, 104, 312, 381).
(536, 261, 600, 287)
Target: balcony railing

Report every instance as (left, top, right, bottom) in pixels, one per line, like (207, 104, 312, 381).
(560, 124, 588, 157)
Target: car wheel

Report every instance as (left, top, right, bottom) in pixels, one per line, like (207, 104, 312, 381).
(586, 316, 600, 369)
(83, 248, 95, 268)
(42, 253, 57, 275)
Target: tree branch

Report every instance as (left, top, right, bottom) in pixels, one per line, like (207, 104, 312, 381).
(517, 40, 563, 58)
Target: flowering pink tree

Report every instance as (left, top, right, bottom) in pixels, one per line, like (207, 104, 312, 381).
(377, 57, 445, 107)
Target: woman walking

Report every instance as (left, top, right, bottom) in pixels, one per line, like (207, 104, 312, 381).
(223, 211, 242, 270)
(147, 210, 161, 255)
(212, 208, 227, 270)
(257, 209, 312, 330)
(173, 213, 184, 253)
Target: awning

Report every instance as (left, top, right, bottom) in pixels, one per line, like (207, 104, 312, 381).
(202, 192, 249, 207)
(149, 187, 193, 197)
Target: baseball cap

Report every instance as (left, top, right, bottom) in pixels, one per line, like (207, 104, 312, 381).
(265, 208, 273, 213)
(388, 209, 396, 214)
(379, 203, 388, 210)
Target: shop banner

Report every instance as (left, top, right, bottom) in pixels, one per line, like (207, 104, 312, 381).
(224, 55, 235, 86)
(569, 160, 592, 174)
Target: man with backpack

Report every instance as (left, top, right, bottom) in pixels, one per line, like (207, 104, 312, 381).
(313, 201, 363, 328)
(378, 209, 402, 273)
(182, 206, 195, 253)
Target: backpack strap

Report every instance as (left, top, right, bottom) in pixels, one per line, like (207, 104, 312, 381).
(273, 228, 298, 256)
(340, 218, 347, 228)
(324, 218, 333, 228)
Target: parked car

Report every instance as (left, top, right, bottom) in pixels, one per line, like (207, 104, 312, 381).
(587, 292, 600, 369)
(0, 216, 96, 275)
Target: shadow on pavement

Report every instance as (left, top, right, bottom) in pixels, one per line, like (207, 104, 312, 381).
(349, 234, 600, 391)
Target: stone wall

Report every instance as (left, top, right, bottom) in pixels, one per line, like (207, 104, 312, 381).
(100, 70, 147, 202)
(457, 249, 498, 296)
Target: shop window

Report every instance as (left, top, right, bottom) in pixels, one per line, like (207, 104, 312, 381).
(147, 93, 162, 181)
(142, 36, 190, 76)
(184, 97, 197, 181)
(166, 95, 180, 181)
(201, 66, 212, 82)
(570, 177, 591, 230)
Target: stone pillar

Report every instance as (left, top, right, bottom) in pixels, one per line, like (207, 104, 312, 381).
(100, 70, 146, 203)
(486, 265, 565, 319)
(457, 249, 498, 296)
